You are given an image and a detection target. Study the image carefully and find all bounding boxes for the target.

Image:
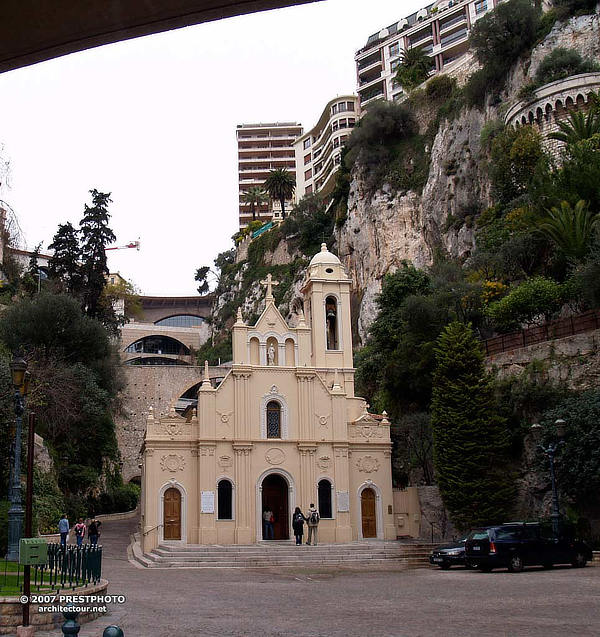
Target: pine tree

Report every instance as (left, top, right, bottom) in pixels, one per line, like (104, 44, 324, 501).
(48, 222, 83, 295)
(79, 189, 116, 320)
(431, 321, 514, 531)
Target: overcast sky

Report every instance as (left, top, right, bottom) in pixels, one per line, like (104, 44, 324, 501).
(0, 0, 423, 296)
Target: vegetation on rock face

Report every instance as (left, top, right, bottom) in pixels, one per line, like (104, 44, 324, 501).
(263, 168, 296, 220)
(431, 322, 514, 531)
(535, 48, 600, 87)
(394, 46, 433, 92)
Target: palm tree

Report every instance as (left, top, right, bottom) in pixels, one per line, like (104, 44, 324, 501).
(395, 45, 433, 91)
(241, 186, 267, 221)
(548, 109, 600, 146)
(537, 200, 599, 264)
(263, 168, 296, 220)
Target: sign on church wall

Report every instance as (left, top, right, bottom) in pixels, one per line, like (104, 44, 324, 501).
(201, 490, 215, 513)
(337, 490, 350, 512)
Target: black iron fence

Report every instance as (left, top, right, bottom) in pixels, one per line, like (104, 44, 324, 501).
(1, 543, 102, 594)
(483, 309, 600, 356)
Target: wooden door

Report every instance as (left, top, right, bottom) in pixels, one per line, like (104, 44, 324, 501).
(164, 488, 181, 540)
(361, 488, 377, 538)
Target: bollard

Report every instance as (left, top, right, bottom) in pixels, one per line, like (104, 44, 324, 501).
(103, 627, 124, 637)
(60, 605, 80, 636)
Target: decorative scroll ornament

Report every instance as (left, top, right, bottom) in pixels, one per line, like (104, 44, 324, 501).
(265, 448, 286, 465)
(316, 414, 330, 427)
(217, 410, 233, 424)
(160, 454, 185, 472)
(357, 455, 380, 473)
(270, 385, 279, 394)
(162, 421, 183, 437)
(218, 455, 233, 469)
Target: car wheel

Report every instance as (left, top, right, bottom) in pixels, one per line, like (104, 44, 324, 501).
(439, 562, 451, 570)
(572, 552, 588, 568)
(508, 554, 524, 573)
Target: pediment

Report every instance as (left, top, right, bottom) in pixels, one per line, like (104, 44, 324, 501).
(253, 301, 290, 334)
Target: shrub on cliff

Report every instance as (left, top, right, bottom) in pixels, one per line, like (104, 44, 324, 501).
(535, 47, 600, 87)
(431, 321, 514, 531)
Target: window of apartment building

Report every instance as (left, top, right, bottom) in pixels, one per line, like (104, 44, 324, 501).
(334, 154, 341, 166)
(389, 42, 400, 58)
(339, 120, 348, 129)
(348, 118, 355, 127)
(391, 58, 401, 73)
(304, 153, 311, 165)
(331, 103, 338, 115)
(303, 138, 311, 149)
(332, 121, 339, 132)
(305, 168, 312, 180)
(346, 102, 355, 111)
(306, 184, 313, 194)
(333, 138, 340, 148)
(475, 0, 488, 14)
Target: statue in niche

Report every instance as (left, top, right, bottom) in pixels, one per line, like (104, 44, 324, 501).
(267, 343, 276, 365)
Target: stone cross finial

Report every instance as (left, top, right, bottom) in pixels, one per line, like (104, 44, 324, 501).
(202, 359, 211, 387)
(260, 273, 279, 300)
(235, 307, 245, 325)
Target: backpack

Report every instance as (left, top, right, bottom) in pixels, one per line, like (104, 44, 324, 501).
(309, 511, 319, 525)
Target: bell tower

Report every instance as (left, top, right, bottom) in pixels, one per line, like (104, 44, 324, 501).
(301, 243, 353, 370)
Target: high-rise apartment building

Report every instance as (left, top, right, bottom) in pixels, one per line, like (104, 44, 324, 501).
(355, 0, 499, 108)
(237, 122, 303, 228)
(294, 95, 359, 202)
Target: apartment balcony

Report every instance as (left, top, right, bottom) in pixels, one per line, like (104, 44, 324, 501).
(439, 12, 467, 33)
(409, 29, 432, 48)
(432, 27, 469, 55)
(357, 54, 382, 72)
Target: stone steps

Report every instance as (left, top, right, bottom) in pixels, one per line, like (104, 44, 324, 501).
(138, 541, 435, 569)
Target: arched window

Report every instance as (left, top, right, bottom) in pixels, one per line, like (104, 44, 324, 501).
(217, 480, 233, 520)
(318, 479, 333, 519)
(155, 315, 204, 327)
(266, 401, 281, 438)
(325, 296, 338, 350)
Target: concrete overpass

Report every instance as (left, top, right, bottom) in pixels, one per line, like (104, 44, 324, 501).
(0, 0, 321, 74)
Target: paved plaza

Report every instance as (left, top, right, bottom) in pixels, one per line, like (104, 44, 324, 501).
(38, 517, 600, 637)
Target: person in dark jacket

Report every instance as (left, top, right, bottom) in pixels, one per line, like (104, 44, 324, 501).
(292, 507, 306, 545)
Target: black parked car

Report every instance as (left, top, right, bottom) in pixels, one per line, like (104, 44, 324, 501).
(429, 536, 470, 569)
(465, 522, 593, 573)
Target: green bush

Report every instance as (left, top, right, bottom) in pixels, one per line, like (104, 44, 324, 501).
(463, 69, 490, 108)
(486, 276, 565, 331)
(534, 48, 599, 86)
(425, 75, 457, 101)
(33, 467, 66, 534)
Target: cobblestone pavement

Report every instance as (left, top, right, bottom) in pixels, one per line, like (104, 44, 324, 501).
(38, 517, 600, 637)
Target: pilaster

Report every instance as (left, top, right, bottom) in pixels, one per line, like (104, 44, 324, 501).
(333, 443, 352, 542)
(233, 444, 253, 544)
(194, 443, 217, 544)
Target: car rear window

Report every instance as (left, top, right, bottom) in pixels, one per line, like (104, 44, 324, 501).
(468, 530, 489, 540)
(493, 528, 522, 540)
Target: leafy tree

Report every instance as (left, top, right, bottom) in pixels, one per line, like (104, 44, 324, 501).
(79, 189, 116, 320)
(486, 276, 565, 332)
(102, 277, 143, 321)
(555, 134, 600, 214)
(534, 48, 599, 87)
(263, 169, 295, 220)
(395, 46, 432, 92)
(48, 222, 82, 295)
(537, 200, 599, 264)
(431, 322, 514, 531)
(195, 265, 211, 295)
(241, 186, 268, 221)
(469, 0, 540, 81)
(281, 193, 335, 256)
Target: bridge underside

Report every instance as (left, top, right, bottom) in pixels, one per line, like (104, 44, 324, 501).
(0, 0, 320, 74)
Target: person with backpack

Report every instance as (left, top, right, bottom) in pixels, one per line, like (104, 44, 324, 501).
(88, 518, 101, 546)
(292, 507, 306, 545)
(74, 518, 86, 547)
(305, 503, 320, 546)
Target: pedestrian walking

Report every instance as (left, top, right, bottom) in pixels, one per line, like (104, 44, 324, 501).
(74, 518, 86, 547)
(305, 503, 320, 546)
(292, 507, 306, 545)
(88, 518, 101, 546)
(263, 508, 274, 540)
(58, 514, 69, 548)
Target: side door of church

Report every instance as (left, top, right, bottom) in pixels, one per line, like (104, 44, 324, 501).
(361, 488, 377, 538)
(164, 488, 182, 540)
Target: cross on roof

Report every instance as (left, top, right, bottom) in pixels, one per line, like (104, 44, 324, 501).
(260, 273, 279, 300)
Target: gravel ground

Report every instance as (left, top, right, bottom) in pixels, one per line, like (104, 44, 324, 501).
(35, 517, 600, 637)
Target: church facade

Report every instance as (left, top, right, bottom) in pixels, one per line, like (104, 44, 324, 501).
(141, 244, 395, 550)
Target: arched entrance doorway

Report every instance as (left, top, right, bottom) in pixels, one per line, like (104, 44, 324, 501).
(261, 474, 289, 540)
(164, 488, 182, 540)
(361, 488, 377, 539)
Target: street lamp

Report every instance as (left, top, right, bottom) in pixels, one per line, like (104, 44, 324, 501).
(7, 356, 29, 560)
(531, 419, 566, 540)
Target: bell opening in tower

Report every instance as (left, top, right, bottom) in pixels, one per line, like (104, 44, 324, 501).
(325, 296, 338, 350)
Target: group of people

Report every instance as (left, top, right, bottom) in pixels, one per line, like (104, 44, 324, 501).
(58, 514, 102, 548)
(263, 504, 320, 545)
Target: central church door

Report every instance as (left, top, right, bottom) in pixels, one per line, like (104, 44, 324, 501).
(164, 488, 181, 540)
(261, 474, 289, 540)
(361, 488, 377, 538)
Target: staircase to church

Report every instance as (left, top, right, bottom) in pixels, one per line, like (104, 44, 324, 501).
(136, 541, 435, 569)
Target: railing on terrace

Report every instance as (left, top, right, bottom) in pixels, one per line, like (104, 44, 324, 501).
(0, 543, 102, 595)
(252, 222, 274, 239)
(483, 309, 600, 356)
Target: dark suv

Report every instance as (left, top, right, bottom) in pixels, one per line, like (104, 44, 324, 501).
(465, 522, 592, 572)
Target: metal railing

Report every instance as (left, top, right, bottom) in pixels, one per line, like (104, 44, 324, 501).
(0, 543, 102, 594)
(483, 309, 600, 356)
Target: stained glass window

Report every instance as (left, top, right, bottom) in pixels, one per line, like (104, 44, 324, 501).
(266, 401, 281, 438)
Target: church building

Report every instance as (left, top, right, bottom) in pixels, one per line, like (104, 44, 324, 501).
(141, 244, 395, 550)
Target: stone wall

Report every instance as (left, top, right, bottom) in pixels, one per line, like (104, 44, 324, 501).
(116, 365, 229, 482)
(486, 329, 600, 391)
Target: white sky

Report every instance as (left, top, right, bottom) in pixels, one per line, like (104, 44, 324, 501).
(0, 0, 422, 295)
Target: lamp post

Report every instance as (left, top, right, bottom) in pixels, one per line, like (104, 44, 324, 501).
(7, 356, 29, 560)
(531, 419, 566, 540)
